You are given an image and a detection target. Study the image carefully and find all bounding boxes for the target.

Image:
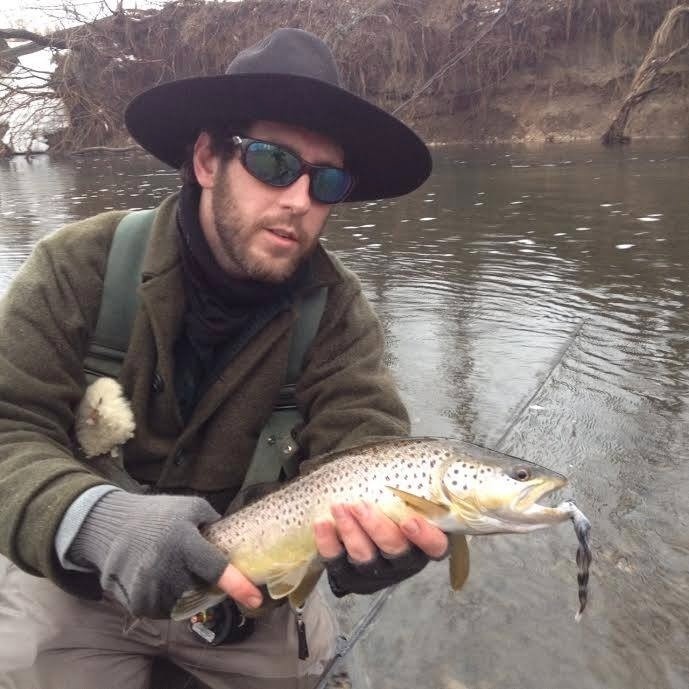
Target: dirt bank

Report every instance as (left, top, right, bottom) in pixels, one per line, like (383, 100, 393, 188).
(4, 0, 689, 151)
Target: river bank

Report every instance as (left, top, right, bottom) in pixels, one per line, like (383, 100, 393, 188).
(1, 0, 688, 155)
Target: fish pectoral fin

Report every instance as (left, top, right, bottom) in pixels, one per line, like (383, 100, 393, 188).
(386, 486, 450, 520)
(288, 564, 325, 609)
(447, 495, 483, 526)
(265, 561, 313, 601)
(448, 533, 470, 591)
(170, 586, 228, 622)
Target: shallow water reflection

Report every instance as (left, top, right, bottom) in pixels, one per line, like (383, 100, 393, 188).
(1, 140, 688, 689)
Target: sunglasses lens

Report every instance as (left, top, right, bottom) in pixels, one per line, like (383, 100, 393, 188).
(242, 138, 351, 203)
(311, 168, 352, 203)
(245, 142, 301, 186)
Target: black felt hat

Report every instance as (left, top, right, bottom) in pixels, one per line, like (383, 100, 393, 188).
(124, 28, 431, 201)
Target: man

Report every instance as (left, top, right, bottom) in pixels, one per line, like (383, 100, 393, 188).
(0, 28, 447, 689)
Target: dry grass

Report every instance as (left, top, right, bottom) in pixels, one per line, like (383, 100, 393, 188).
(43, 0, 688, 150)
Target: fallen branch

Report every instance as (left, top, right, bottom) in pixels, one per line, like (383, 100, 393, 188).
(0, 42, 57, 62)
(0, 28, 69, 49)
(602, 4, 689, 145)
(0, 28, 72, 63)
(0, 5, 159, 62)
(392, 0, 512, 115)
(70, 145, 139, 155)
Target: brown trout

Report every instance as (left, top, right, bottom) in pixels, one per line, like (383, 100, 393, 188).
(171, 437, 590, 621)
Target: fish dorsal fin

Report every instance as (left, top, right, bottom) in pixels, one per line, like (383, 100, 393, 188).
(387, 486, 450, 520)
(448, 533, 470, 591)
(265, 560, 313, 600)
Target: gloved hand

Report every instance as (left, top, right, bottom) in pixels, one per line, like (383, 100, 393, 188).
(324, 546, 430, 597)
(68, 490, 228, 618)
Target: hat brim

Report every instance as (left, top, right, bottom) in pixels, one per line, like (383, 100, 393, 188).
(124, 73, 431, 202)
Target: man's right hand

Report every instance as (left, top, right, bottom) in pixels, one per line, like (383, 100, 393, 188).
(68, 490, 263, 618)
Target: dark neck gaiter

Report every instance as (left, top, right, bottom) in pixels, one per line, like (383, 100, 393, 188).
(176, 183, 287, 349)
(174, 183, 291, 420)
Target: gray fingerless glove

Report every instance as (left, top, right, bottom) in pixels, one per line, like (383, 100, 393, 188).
(68, 490, 228, 618)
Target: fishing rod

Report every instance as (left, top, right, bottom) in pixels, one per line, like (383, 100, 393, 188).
(494, 319, 584, 449)
(312, 319, 585, 689)
(313, 586, 397, 689)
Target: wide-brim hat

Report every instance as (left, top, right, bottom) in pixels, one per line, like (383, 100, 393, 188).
(125, 28, 431, 202)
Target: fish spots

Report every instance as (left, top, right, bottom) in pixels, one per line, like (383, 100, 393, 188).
(206, 439, 499, 565)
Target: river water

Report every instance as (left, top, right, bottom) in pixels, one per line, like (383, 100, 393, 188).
(0, 141, 687, 689)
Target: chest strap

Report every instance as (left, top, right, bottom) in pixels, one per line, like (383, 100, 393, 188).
(83, 209, 154, 382)
(241, 286, 328, 490)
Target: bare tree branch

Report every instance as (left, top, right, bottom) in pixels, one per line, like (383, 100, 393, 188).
(0, 29, 68, 49)
(1, 42, 57, 62)
(392, 0, 512, 115)
(0, 27, 75, 62)
(71, 144, 138, 154)
(602, 5, 689, 145)
(0, 2, 160, 63)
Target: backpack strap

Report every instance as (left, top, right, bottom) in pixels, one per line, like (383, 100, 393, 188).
(83, 209, 155, 382)
(240, 286, 328, 491)
(278, 285, 329, 407)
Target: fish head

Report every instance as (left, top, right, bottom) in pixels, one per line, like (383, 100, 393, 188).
(439, 446, 569, 533)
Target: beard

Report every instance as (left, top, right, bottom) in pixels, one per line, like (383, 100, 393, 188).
(210, 166, 325, 283)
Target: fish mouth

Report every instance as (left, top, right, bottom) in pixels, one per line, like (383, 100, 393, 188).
(516, 475, 568, 514)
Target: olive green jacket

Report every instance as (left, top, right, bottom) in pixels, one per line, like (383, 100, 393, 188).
(0, 193, 409, 595)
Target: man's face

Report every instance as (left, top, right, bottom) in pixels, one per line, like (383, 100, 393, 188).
(194, 120, 345, 283)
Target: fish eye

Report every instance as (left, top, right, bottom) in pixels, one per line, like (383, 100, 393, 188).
(511, 467, 531, 481)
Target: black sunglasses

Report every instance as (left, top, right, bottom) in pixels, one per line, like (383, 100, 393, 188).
(231, 135, 354, 204)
